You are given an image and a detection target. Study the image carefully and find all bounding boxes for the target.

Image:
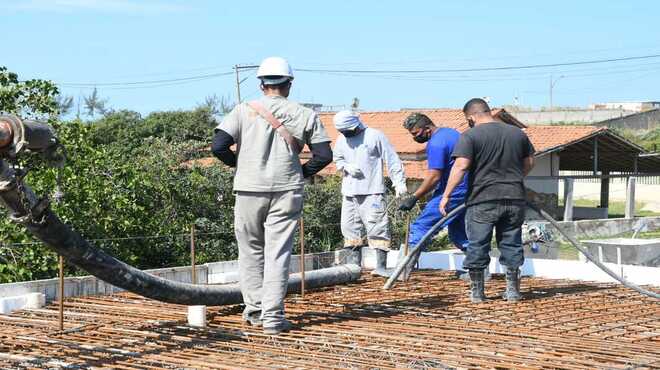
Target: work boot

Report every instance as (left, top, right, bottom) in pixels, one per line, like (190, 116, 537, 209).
(457, 268, 491, 282)
(503, 267, 522, 302)
(342, 247, 362, 266)
(469, 269, 486, 303)
(371, 249, 391, 278)
(243, 312, 262, 327)
(263, 319, 293, 336)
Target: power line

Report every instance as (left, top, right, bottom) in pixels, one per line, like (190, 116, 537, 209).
(57, 71, 235, 87)
(296, 53, 660, 74)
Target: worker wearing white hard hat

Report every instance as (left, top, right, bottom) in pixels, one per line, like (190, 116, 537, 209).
(333, 110, 408, 278)
(211, 56, 332, 335)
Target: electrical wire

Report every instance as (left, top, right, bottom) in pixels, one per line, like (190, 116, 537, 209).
(296, 53, 660, 74)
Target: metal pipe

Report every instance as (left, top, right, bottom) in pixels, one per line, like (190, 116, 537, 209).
(190, 224, 196, 284)
(299, 217, 305, 297)
(58, 254, 64, 331)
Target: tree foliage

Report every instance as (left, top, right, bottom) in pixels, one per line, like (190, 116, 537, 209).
(0, 66, 59, 118)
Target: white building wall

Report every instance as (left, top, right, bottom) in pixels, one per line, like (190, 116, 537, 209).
(525, 153, 559, 195)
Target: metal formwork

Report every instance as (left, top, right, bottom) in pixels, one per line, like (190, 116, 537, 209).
(1, 271, 658, 369)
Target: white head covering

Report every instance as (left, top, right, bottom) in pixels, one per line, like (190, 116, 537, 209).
(333, 110, 364, 131)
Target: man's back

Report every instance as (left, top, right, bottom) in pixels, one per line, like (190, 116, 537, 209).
(219, 95, 329, 192)
(427, 127, 468, 198)
(453, 122, 534, 205)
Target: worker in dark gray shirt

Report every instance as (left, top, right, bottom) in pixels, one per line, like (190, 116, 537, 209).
(440, 98, 535, 303)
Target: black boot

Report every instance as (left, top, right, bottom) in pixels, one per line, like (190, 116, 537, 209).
(503, 267, 521, 302)
(469, 269, 486, 303)
(342, 247, 362, 266)
(372, 249, 391, 278)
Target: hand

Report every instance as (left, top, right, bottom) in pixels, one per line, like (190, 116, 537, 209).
(439, 196, 449, 216)
(398, 195, 418, 211)
(394, 183, 408, 198)
(342, 164, 363, 178)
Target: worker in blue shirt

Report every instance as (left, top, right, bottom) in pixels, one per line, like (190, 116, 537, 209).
(398, 113, 471, 278)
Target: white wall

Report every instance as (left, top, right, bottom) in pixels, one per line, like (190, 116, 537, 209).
(525, 153, 559, 195)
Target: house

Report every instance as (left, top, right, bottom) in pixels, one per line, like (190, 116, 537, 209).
(305, 109, 660, 219)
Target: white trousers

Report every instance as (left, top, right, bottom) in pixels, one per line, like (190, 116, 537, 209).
(340, 193, 390, 250)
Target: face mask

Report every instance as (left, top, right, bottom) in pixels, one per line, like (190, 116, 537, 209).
(413, 129, 430, 143)
(340, 128, 361, 137)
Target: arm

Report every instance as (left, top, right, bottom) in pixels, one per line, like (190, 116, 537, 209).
(332, 138, 348, 171)
(302, 141, 332, 178)
(211, 129, 237, 167)
(398, 168, 441, 211)
(440, 157, 471, 215)
(414, 169, 442, 199)
(523, 156, 535, 176)
(380, 133, 407, 193)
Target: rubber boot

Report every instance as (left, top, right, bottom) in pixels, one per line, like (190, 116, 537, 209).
(469, 269, 486, 303)
(458, 268, 491, 282)
(371, 249, 391, 278)
(503, 267, 521, 302)
(342, 247, 362, 266)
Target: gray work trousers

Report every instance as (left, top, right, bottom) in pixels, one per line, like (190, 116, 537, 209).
(234, 189, 303, 327)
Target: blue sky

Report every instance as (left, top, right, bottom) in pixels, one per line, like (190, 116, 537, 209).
(3, 0, 660, 115)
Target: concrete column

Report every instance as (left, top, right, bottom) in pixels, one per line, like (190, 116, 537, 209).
(625, 177, 636, 219)
(563, 178, 574, 221)
(600, 172, 610, 209)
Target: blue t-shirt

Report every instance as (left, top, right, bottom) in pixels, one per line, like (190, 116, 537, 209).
(426, 128, 468, 198)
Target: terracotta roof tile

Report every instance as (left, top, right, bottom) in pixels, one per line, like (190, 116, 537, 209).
(523, 125, 605, 153)
(194, 110, 611, 180)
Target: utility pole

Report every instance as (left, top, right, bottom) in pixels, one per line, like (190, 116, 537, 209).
(549, 75, 565, 124)
(234, 65, 241, 104)
(233, 64, 260, 105)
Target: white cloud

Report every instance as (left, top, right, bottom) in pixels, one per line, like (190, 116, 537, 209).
(4, 0, 192, 14)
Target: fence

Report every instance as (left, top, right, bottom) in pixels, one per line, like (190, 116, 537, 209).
(559, 171, 660, 185)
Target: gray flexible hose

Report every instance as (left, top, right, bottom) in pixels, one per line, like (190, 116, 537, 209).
(383, 204, 466, 289)
(384, 202, 660, 300)
(528, 202, 660, 300)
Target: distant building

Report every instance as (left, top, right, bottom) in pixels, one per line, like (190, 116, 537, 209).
(590, 101, 660, 112)
(595, 108, 660, 131)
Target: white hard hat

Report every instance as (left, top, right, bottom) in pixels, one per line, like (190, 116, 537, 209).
(333, 110, 363, 131)
(257, 57, 294, 85)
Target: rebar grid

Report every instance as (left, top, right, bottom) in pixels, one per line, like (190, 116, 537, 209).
(0, 271, 658, 369)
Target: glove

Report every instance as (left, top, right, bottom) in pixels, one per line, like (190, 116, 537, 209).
(342, 163, 363, 178)
(398, 195, 418, 211)
(394, 183, 408, 198)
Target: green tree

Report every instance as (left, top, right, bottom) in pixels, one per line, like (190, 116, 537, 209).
(83, 87, 109, 118)
(0, 66, 59, 118)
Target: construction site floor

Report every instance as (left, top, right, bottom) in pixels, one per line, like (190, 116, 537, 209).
(1, 270, 659, 369)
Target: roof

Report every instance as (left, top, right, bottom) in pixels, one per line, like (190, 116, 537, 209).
(193, 109, 658, 178)
(523, 125, 606, 154)
(522, 125, 659, 172)
(2, 271, 658, 369)
(313, 108, 525, 156)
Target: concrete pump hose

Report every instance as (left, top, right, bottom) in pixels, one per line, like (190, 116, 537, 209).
(527, 202, 660, 300)
(22, 210, 362, 306)
(383, 204, 466, 289)
(383, 202, 659, 300)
